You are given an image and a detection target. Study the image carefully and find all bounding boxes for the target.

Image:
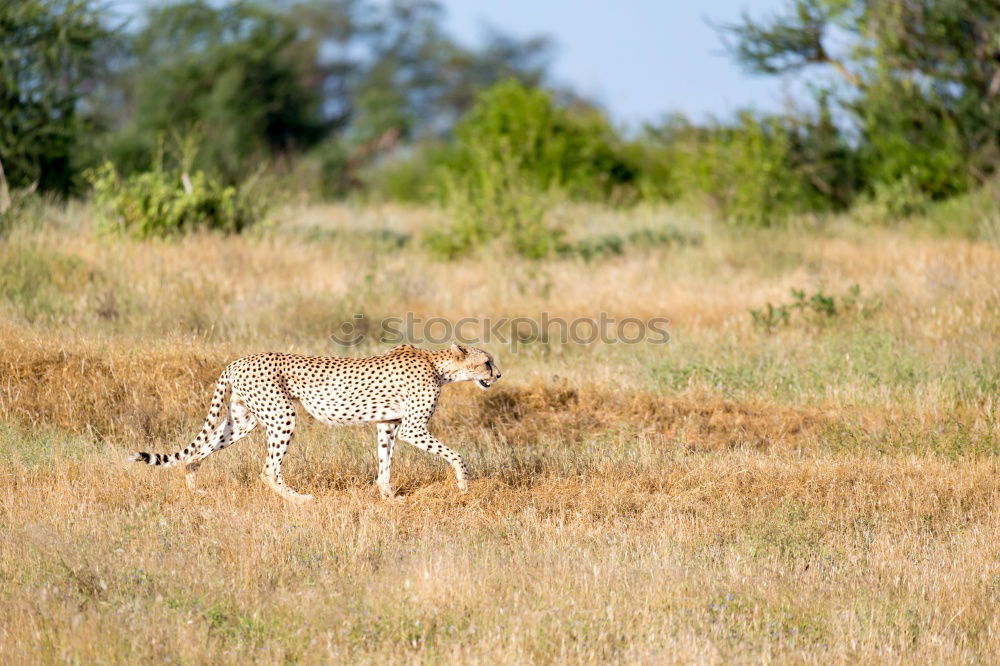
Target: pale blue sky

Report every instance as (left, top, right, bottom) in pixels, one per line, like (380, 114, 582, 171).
(439, 0, 796, 128)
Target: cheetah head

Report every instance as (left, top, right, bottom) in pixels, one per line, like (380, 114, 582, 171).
(447, 343, 502, 390)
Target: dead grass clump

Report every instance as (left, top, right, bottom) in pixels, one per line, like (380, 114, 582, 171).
(470, 382, 830, 451)
(0, 336, 224, 443)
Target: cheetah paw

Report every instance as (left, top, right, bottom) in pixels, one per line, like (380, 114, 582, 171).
(285, 491, 313, 504)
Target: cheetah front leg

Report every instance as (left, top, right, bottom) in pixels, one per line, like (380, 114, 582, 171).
(375, 420, 401, 499)
(399, 420, 470, 493)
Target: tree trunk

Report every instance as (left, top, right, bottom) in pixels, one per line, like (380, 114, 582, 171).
(0, 156, 11, 214)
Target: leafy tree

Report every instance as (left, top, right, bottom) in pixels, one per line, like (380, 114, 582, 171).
(101, 0, 554, 186)
(0, 0, 114, 193)
(110, 1, 330, 181)
(723, 0, 1000, 198)
(787, 91, 860, 209)
(346, 2, 552, 140)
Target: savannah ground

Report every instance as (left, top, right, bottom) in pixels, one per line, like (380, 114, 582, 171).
(1, 201, 999, 663)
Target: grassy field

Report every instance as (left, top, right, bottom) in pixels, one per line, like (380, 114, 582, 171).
(1, 201, 999, 663)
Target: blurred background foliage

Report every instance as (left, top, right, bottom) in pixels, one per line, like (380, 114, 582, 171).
(3, 0, 1000, 247)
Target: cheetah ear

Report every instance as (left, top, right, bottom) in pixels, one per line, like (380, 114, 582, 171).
(449, 343, 467, 360)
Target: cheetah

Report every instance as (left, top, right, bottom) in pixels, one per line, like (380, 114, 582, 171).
(129, 343, 501, 503)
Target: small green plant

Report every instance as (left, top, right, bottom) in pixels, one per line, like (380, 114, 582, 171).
(750, 284, 877, 332)
(749, 302, 792, 333)
(563, 227, 701, 261)
(791, 287, 836, 317)
(86, 140, 268, 238)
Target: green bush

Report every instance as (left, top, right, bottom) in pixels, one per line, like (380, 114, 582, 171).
(119, 2, 327, 184)
(671, 112, 834, 226)
(725, 0, 997, 211)
(313, 140, 353, 200)
(920, 178, 1000, 243)
(859, 82, 970, 207)
(361, 143, 452, 204)
(447, 80, 636, 200)
(425, 145, 564, 259)
(637, 104, 858, 226)
(869, 174, 928, 220)
(618, 140, 680, 203)
(426, 80, 636, 258)
(87, 161, 267, 238)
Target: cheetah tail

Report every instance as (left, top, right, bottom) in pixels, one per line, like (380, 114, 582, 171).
(129, 369, 231, 467)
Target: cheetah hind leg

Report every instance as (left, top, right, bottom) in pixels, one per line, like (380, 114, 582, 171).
(185, 461, 206, 494)
(184, 400, 257, 494)
(259, 472, 313, 504)
(183, 414, 230, 493)
(260, 417, 313, 504)
(375, 420, 402, 501)
(183, 415, 231, 494)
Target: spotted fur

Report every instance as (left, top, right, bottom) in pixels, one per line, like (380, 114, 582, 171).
(129, 343, 501, 502)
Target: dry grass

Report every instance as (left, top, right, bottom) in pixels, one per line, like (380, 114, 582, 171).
(1, 202, 999, 663)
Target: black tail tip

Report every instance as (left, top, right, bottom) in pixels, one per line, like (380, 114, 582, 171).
(130, 452, 152, 464)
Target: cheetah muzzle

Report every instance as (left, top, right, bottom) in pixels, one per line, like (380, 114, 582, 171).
(129, 343, 502, 503)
